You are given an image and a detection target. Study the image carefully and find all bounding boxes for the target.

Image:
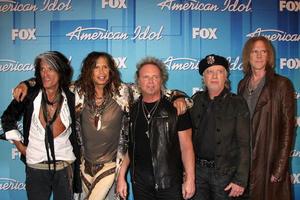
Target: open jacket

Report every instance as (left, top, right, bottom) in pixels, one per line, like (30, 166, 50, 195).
(1, 86, 82, 193)
(129, 96, 183, 189)
(238, 70, 295, 200)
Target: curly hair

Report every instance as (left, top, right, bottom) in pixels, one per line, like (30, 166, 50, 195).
(34, 51, 73, 90)
(242, 36, 275, 75)
(135, 56, 168, 89)
(76, 51, 121, 100)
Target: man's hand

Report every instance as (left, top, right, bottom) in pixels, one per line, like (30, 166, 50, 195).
(182, 179, 195, 199)
(13, 141, 27, 156)
(270, 174, 281, 183)
(173, 98, 187, 115)
(116, 175, 128, 199)
(13, 83, 28, 102)
(224, 182, 245, 197)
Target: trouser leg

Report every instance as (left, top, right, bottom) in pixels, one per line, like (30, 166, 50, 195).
(81, 160, 116, 200)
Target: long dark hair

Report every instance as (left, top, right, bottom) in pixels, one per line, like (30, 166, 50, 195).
(76, 51, 121, 100)
(34, 51, 73, 90)
(242, 36, 275, 75)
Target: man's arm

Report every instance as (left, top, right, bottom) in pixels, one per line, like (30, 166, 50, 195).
(1, 100, 27, 155)
(226, 97, 250, 197)
(271, 79, 295, 181)
(178, 128, 195, 200)
(116, 152, 130, 199)
(13, 78, 37, 102)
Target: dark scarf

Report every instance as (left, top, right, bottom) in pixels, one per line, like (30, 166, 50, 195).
(41, 88, 64, 172)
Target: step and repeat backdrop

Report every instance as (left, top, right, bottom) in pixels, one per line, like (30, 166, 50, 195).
(0, 0, 299, 199)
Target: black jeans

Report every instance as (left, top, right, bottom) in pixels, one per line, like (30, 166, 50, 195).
(132, 168, 183, 200)
(25, 165, 73, 200)
(192, 163, 241, 200)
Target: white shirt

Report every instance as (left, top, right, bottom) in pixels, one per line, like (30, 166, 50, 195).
(26, 90, 76, 164)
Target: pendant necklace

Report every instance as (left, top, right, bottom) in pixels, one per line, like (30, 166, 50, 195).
(90, 94, 109, 131)
(141, 99, 160, 138)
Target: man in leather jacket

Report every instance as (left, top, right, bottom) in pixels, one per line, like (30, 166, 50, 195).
(117, 57, 195, 200)
(190, 54, 250, 200)
(238, 36, 295, 200)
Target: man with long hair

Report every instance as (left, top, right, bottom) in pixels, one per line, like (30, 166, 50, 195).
(238, 36, 295, 200)
(1, 51, 82, 200)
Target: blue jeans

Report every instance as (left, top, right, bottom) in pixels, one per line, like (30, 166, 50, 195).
(25, 165, 73, 200)
(192, 163, 245, 200)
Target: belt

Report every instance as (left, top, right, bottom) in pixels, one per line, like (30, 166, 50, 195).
(197, 159, 215, 168)
(27, 160, 73, 171)
(84, 160, 105, 177)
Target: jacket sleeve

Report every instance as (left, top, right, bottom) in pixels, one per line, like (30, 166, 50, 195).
(1, 99, 26, 133)
(232, 97, 250, 188)
(272, 79, 295, 180)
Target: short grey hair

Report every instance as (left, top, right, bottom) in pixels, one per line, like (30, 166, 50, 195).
(135, 57, 169, 89)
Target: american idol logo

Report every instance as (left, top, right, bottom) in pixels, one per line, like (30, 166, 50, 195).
(0, 178, 25, 190)
(164, 56, 199, 71)
(227, 56, 243, 71)
(0, 0, 72, 13)
(0, 59, 34, 72)
(246, 28, 300, 42)
(66, 27, 128, 40)
(66, 26, 163, 41)
(157, 0, 251, 12)
(0, 0, 37, 12)
(164, 56, 243, 71)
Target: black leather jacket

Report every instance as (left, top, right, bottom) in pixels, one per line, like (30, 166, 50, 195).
(129, 96, 183, 190)
(189, 89, 250, 187)
(1, 86, 82, 193)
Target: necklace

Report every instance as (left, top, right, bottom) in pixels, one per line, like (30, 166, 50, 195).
(247, 84, 255, 95)
(90, 94, 110, 131)
(42, 88, 61, 106)
(141, 99, 160, 138)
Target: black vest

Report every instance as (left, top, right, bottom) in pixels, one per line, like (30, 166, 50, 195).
(129, 96, 183, 189)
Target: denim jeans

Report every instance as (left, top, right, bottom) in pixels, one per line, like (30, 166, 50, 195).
(132, 168, 183, 200)
(25, 165, 73, 200)
(192, 163, 245, 200)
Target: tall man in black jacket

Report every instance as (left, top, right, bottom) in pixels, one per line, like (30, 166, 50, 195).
(1, 51, 81, 200)
(117, 57, 195, 200)
(190, 54, 250, 200)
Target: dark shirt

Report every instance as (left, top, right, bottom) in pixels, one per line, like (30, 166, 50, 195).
(196, 89, 227, 161)
(197, 98, 216, 161)
(135, 100, 192, 174)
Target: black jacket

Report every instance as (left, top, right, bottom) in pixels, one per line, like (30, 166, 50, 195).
(129, 96, 183, 190)
(189, 89, 250, 187)
(1, 87, 82, 193)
